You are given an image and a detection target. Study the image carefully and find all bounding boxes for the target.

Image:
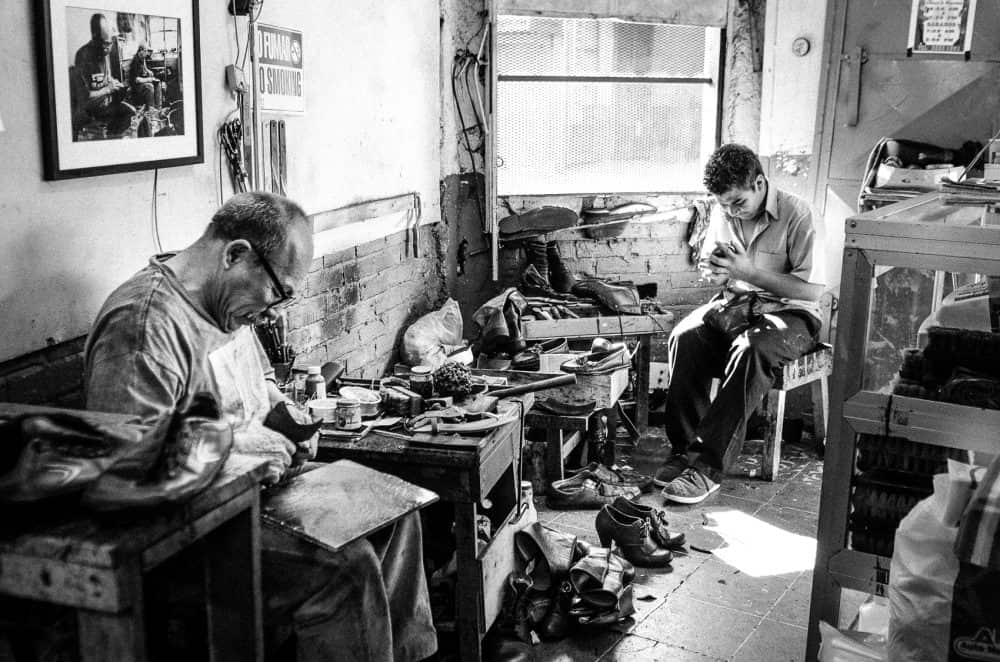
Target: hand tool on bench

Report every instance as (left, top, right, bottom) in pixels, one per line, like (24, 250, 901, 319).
(459, 372, 577, 415)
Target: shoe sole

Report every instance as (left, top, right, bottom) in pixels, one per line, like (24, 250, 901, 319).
(661, 483, 720, 505)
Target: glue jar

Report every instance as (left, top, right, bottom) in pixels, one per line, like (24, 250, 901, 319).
(304, 365, 326, 400)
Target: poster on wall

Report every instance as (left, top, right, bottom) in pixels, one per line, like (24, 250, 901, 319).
(36, 0, 203, 179)
(256, 24, 304, 113)
(907, 0, 977, 56)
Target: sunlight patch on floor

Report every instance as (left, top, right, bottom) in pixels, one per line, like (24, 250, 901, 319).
(702, 510, 816, 577)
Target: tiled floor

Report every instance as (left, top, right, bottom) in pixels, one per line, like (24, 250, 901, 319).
(524, 429, 840, 662)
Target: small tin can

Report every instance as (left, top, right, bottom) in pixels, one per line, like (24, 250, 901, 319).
(335, 399, 363, 430)
(409, 365, 434, 398)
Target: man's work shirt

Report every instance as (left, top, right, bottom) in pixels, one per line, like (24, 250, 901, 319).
(700, 182, 825, 323)
(84, 254, 272, 427)
(73, 42, 118, 114)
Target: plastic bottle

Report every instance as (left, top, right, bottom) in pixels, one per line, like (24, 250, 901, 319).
(304, 365, 326, 400)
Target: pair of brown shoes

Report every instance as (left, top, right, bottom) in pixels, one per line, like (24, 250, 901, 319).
(595, 496, 685, 568)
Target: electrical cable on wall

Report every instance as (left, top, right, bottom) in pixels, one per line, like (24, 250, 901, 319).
(151, 168, 163, 253)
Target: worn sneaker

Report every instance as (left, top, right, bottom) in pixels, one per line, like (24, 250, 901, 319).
(661, 466, 720, 505)
(652, 454, 690, 487)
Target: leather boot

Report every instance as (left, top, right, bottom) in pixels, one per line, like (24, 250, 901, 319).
(524, 238, 549, 283)
(611, 496, 686, 549)
(547, 241, 578, 293)
(0, 413, 143, 503)
(495, 571, 533, 643)
(539, 580, 574, 640)
(569, 547, 635, 610)
(595, 505, 674, 568)
(515, 522, 580, 590)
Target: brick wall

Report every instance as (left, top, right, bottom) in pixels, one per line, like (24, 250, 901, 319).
(287, 226, 447, 379)
(0, 227, 447, 406)
(498, 205, 718, 315)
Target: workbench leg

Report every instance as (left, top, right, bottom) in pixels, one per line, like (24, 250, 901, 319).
(204, 495, 263, 662)
(453, 501, 484, 662)
(635, 335, 651, 441)
(545, 428, 564, 483)
(78, 561, 146, 662)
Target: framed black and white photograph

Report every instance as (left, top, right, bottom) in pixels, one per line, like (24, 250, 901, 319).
(36, 0, 203, 180)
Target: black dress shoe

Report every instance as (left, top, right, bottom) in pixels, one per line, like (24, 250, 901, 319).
(571, 279, 641, 314)
(611, 496, 686, 549)
(539, 580, 574, 640)
(595, 505, 674, 568)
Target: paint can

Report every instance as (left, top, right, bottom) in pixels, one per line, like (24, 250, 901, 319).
(335, 399, 363, 430)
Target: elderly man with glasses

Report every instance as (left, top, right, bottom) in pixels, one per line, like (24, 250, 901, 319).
(83, 192, 437, 662)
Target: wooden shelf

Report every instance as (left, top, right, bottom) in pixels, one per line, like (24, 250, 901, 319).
(843, 391, 1000, 452)
(522, 312, 673, 340)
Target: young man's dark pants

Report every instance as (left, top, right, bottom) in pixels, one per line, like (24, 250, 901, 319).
(664, 300, 819, 474)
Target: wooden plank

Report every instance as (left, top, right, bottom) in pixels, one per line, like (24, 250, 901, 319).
(808, 247, 873, 652)
(761, 390, 785, 481)
(844, 391, 1000, 452)
(857, 248, 1000, 274)
(478, 509, 518, 631)
(77, 556, 145, 661)
(496, 0, 728, 27)
(846, 234, 1000, 262)
(311, 193, 419, 234)
(849, 217, 1000, 244)
(775, 344, 834, 391)
(635, 335, 652, 437)
(0, 553, 126, 612)
(453, 501, 485, 662)
(522, 313, 673, 340)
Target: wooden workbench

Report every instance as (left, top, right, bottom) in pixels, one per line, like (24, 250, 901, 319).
(0, 402, 268, 662)
(316, 399, 525, 662)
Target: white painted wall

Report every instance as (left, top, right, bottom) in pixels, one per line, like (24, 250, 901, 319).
(0, 1, 440, 362)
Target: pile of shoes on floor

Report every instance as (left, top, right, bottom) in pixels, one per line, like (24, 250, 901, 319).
(487, 467, 684, 660)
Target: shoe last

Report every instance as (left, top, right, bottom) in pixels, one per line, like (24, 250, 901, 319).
(595, 506, 674, 568)
(611, 496, 686, 550)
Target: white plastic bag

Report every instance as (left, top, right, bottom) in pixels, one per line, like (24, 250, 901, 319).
(818, 621, 887, 662)
(888, 462, 977, 662)
(401, 298, 464, 368)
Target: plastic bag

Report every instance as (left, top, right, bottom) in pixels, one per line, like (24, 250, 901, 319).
(888, 460, 992, 662)
(818, 621, 887, 662)
(401, 298, 464, 368)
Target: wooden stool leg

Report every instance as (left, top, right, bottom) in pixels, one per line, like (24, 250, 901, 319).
(762, 389, 786, 481)
(811, 376, 829, 445)
(545, 428, 565, 483)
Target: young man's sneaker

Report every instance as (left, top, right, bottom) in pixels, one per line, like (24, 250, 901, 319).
(653, 454, 690, 487)
(661, 466, 720, 504)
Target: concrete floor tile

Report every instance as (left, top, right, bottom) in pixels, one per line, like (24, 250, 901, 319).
(667, 556, 798, 617)
(528, 626, 624, 661)
(731, 618, 807, 662)
(753, 505, 819, 537)
(767, 571, 811, 627)
(718, 473, 790, 503)
(772, 479, 821, 514)
(631, 596, 761, 659)
(597, 635, 725, 661)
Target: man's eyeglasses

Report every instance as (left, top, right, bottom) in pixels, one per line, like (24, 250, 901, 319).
(250, 244, 295, 309)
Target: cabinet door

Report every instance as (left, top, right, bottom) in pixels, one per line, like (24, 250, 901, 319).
(812, 0, 1000, 214)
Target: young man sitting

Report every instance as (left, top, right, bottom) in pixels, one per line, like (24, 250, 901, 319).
(656, 143, 825, 504)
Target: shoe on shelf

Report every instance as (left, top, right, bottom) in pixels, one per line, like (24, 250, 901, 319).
(610, 496, 686, 550)
(661, 466, 720, 505)
(594, 505, 674, 568)
(652, 453, 690, 487)
(559, 347, 630, 375)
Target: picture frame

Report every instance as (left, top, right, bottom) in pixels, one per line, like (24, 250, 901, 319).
(36, 0, 203, 180)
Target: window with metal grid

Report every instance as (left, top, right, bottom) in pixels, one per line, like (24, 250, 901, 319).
(496, 16, 722, 195)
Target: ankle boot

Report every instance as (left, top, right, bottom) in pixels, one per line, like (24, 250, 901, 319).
(611, 496, 686, 550)
(595, 506, 674, 568)
(546, 241, 578, 293)
(539, 580, 574, 640)
(523, 238, 549, 283)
